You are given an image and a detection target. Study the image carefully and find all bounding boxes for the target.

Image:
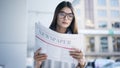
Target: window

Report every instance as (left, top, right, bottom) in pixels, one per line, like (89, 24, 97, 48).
(78, 20, 81, 29)
(98, 0, 106, 6)
(75, 9, 81, 17)
(110, 0, 119, 7)
(100, 37, 108, 52)
(98, 10, 107, 17)
(111, 10, 120, 18)
(89, 37, 95, 52)
(85, 19, 94, 28)
(112, 22, 120, 28)
(98, 21, 107, 28)
(113, 37, 120, 52)
(86, 37, 95, 52)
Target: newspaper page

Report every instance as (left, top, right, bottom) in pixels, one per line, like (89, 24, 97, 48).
(35, 22, 84, 68)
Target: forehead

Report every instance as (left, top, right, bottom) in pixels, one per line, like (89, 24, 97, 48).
(60, 7, 72, 13)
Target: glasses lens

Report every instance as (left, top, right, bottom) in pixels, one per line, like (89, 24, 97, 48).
(67, 14, 73, 20)
(59, 12, 66, 18)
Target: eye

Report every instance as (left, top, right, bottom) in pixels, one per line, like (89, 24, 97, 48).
(68, 14, 74, 18)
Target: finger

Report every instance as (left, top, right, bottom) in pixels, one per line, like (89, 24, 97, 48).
(36, 57, 47, 61)
(34, 48, 41, 55)
(36, 54, 47, 58)
(70, 52, 83, 57)
(69, 50, 82, 55)
(35, 55, 47, 61)
(69, 50, 78, 53)
(35, 55, 47, 60)
(70, 51, 83, 58)
(71, 55, 83, 60)
(34, 54, 47, 59)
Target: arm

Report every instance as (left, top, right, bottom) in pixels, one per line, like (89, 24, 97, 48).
(76, 60, 86, 68)
(77, 57, 86, 68)
(34, 62, 43, 68)
(34, 62, 41, 68)
(76, 63, 85, 68)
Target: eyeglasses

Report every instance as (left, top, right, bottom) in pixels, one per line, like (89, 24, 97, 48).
(58, 11, 74, 20)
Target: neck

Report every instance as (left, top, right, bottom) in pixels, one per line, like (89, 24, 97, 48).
(56, 26, 67, 33)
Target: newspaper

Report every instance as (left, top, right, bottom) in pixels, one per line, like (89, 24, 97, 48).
(35, 22, 84, 66)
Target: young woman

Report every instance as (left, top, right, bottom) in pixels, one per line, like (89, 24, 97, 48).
(34, 1, 86, 68)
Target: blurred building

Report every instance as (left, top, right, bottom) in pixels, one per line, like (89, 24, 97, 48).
(74, 0, 120, 60)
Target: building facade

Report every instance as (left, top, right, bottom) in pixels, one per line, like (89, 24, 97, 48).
(74, 0, 120, 61)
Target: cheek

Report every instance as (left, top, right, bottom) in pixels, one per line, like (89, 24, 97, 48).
(67, 21, 72, 27)
(68, 21, 72, 25)
(57, 18, 62, 24)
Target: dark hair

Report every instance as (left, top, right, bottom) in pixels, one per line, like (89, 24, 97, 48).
(49, 1, 78, 34)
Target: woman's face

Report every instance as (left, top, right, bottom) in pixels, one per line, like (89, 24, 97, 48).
(57, 7, 74, 29)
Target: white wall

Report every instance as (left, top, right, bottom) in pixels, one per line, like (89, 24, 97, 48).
(27, 0, 64, 51)
(0, 0, 27, 68)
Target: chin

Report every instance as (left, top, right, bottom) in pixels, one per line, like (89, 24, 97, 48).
(62, 26, 69, 29)
(61, 24, 69, 28)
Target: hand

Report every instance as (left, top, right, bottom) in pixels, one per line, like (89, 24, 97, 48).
(34, 48, 47, 68)
(69, 48, 86, 66)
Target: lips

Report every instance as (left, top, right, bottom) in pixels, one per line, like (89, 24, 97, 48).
(62, 22, 68, 24)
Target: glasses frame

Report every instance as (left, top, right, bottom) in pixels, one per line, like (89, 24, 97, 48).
(58, 11, 74, 21)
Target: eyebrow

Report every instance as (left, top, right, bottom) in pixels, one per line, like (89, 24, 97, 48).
(59, 11, 73, 14)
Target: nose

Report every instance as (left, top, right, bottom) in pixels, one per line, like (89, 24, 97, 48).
(64, 15, 69, 20)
